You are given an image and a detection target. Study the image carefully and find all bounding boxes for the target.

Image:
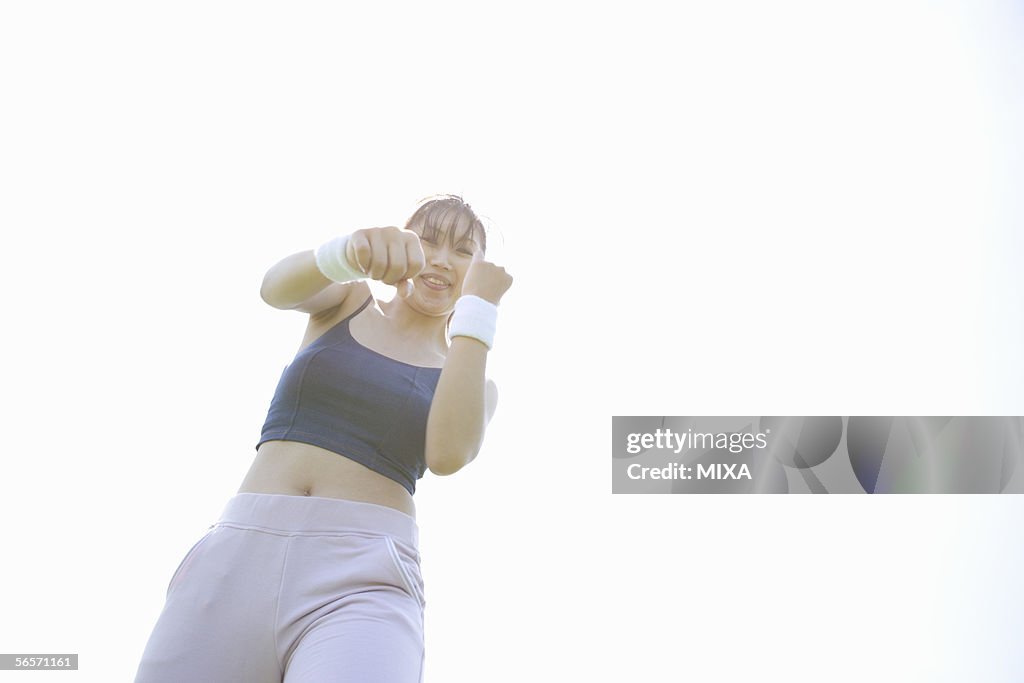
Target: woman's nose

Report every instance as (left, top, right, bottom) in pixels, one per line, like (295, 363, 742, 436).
(429, 245, 452, 268)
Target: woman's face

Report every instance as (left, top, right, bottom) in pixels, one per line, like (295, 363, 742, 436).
(405, 221, 483, 313)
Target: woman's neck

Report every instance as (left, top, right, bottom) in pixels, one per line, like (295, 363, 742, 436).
(378, 296, 449, 357)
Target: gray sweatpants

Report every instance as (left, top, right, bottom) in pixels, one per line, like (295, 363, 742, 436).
(133, 492, 425, 682)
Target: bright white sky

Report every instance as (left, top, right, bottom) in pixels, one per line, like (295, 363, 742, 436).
(1, 1, 1022, 681)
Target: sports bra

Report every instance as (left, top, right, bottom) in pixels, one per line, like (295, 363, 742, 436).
(256, 295, 443, 495)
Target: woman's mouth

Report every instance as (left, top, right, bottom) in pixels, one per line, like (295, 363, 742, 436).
(419, 274, 451, 291)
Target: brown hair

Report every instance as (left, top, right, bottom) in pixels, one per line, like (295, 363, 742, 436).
(404, 194, 487, 255)
(405, 195, 488, 342)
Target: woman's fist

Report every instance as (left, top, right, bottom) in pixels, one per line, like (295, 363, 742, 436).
(460, 250, 513, 305)
(345, 226, 426, 286)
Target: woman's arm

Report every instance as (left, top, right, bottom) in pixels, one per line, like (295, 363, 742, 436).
(263, 228, 424, 315)
(260, 249, 354, 315)
(425, 250, 512, 476)
(425, 337, 498, 475)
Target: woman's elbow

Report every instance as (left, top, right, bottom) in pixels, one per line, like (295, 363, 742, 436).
(259, 273, 289, 310)
(427, 449, 477, 476)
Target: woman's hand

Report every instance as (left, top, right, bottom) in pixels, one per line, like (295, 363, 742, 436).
(345, 226, 426, 287)
(460, 250, 513, 305)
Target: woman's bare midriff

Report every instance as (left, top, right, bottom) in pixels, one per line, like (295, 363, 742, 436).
(238, 440, 416, 518)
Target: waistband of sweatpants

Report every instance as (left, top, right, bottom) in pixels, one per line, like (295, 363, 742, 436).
(214, 492, 418, 548)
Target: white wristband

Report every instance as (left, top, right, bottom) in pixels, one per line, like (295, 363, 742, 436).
(314, 234, 367, 283)
(449, 295, 498, 350)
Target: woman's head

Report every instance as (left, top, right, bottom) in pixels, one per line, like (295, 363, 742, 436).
(398, 195, 487, 322)
(404, 194, 487, 257)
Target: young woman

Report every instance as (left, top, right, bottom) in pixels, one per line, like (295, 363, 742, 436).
(133, 195, 512, 682)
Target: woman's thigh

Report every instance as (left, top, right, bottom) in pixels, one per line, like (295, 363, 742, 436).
(133, 526, 287, 683)
(134, 493, 426, 683)
(279, 532, 425, 683)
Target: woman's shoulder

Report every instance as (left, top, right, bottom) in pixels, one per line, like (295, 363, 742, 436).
(315, 281, 374, 322)
(296, 282, 374, 352)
